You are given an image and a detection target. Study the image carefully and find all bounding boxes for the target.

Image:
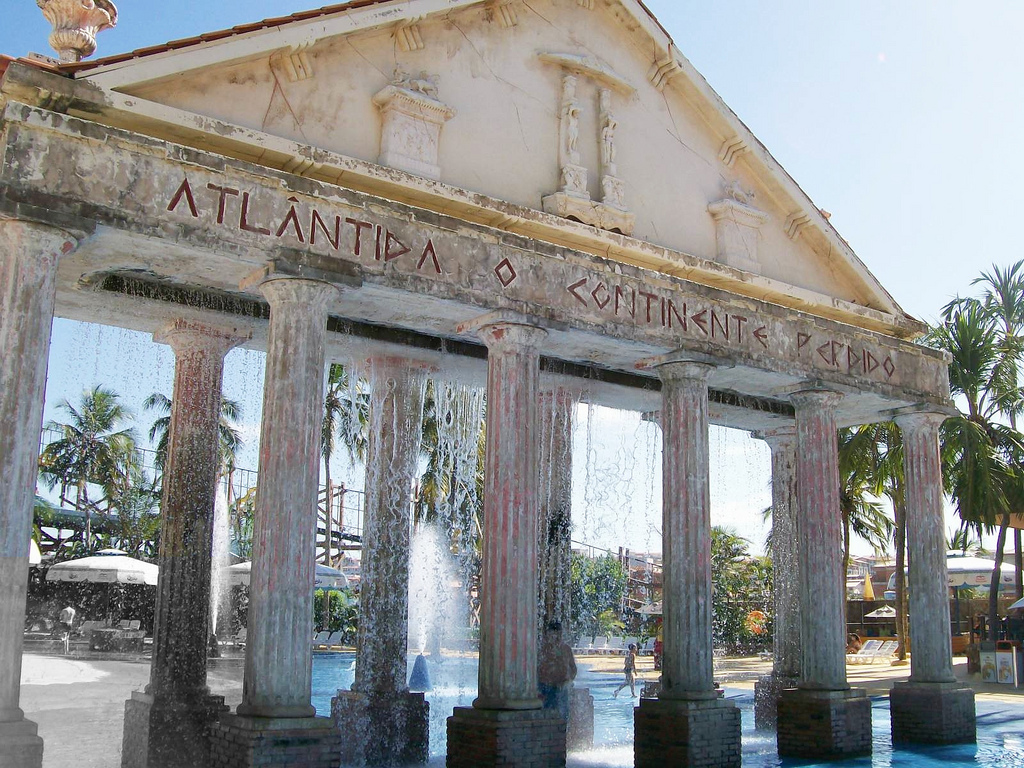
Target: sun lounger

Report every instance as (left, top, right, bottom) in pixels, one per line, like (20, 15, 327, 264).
(325, 631, 342, 650)
(313, 631, 331, 649)
(847, 639, 884, 664)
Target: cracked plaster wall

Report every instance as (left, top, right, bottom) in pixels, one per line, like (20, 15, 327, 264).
(122, 1, 862, 307)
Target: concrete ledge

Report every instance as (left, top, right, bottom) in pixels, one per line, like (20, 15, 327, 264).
(753, 674, 799, 730)
(446, 706, 565, 768)
(208, 714, 340, 768)
(332, 689, 428, 766)
(634, 697, 741, 768)
(777, 688, 871, 760)
(890, 682, 976, 745)
(0, 717, 44, 768)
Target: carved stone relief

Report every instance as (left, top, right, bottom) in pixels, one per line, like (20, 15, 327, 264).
(541, 60, 635, 235)
(373, 72, 455, 181)
(707, 181, 769, 274)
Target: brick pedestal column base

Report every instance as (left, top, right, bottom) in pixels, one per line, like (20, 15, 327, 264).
(122, 690, 229, 768)
(0, 718, 43, 767)
(446, 707, 565, 768)
(753, 675, 799, 730)
(634, 697, 741, 768)
(890, 683, 976, 745)
(207, 714, 340, 768)
(331, 689, 428, 766)
(567, 688, 593, 752)
(777, 689, 871, 760)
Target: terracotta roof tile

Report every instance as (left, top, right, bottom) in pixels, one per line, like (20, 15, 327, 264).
(60, 0, 392, 74)
(57, 0, 673, 78)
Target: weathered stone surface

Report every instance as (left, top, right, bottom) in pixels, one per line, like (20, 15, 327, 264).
(890, 683, 976, 745)
(791, 390, 847, 692)
(0, 220, 76, 768)
(471, 320, 547, 711)
(238, 278, 337, 719)
(777, 689, 871, 760)
(446, 707, 565, 768)
(208, 715, 341, 768)
(143, 322, 247, 717)
(655, 361, 716, 701)
(331, 690, 428, 766)
(122, 690, 229, 768)
(896, 411, 957, 685)
(0, 101, 952, 421)
(634, 697, 741, 768)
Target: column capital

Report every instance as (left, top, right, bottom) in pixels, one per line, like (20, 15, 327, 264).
(0, 218, 79, 258)
(258, 276, 339, 310)
(475, 322, 547, 354)
(655, 360, 715, 384)
(153, 319, 251, 357)
(752, 425, 797, 449)
(788, 388, 843, 411)
(893, 409, 949, 434)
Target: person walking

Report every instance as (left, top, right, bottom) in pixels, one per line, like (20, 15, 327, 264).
(613, 643, 638, 698)
(58, 604, 76, 654)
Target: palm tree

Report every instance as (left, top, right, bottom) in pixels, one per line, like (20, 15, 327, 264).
(320, 364, 369, 565)
(973, 260, 1024, 602)
(837, 427, 893, 580)
(39, 385, 139, 550)
(928, 294, 1024, 636)
(143, 392, 243, 478)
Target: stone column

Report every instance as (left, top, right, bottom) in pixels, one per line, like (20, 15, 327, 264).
(536, 388, 593, 752)
(0, 220, 76, 768)
(447, 320, 566, 768)
(778, 389, 871, 760)
(890, 411, 976, 744)
(333, 356, 430, 766)
(753, 426, 800, 729)
(122, 320, 247, 768)
(634, 361, 741, 768)
(210, 277, 341, 768)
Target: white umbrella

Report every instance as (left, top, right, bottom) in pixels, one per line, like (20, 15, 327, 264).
(1008, 596, 1024, 612)
(638, 601, 662, 616)
(46, 549, 158, 586)
(29, 539, 41, 566)
(864, 605, 897, 619)
(225, 561, 348, 590)
(945, 556, 1015, 588)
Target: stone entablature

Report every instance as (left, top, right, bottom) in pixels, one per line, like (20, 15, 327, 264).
(0, 101, 949, 418)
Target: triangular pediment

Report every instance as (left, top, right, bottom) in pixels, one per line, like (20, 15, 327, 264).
(63, 0, 915, 335)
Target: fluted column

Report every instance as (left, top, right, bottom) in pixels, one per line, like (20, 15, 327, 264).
(764, 427, 801, 681)
(474, 322, 547, 710)
(657, 361, 716, 700)
(238, 278, 337, 718)
(537, 388, 576, 648)
(897, 412, 955, 684)
(353, 357, 428, 695)
(148, 321, 248, 703)
(791, 390, 846, 691)
(0, 221, 76, 746)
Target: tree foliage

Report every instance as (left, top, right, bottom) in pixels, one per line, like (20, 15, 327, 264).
(569, 552, 627, 644)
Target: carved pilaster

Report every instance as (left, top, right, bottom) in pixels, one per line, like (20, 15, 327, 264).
(36, 0, 118, 63)
(373, 74, 455, 181)
(708, 181, 768, 274)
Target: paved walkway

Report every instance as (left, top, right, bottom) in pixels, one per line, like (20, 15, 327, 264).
(19, 652, 1022, 767)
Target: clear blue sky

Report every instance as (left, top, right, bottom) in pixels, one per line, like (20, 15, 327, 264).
(6, 1, 1020, 555)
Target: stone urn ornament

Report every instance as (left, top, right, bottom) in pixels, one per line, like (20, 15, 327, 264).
(36, 0, 118, 63)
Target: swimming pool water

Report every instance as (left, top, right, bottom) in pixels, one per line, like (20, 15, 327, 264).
(312, 654, 1024, 767)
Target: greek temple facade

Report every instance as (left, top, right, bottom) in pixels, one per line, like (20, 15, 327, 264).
(0, 1, 974, 766)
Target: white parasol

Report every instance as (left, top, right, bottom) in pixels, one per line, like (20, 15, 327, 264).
(29, 539, 42, 566)
(864, 605, 897, 619)
(225, 561, 348, 590)
(637, 601, 662, 616)
(45, 549, 158, 586)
